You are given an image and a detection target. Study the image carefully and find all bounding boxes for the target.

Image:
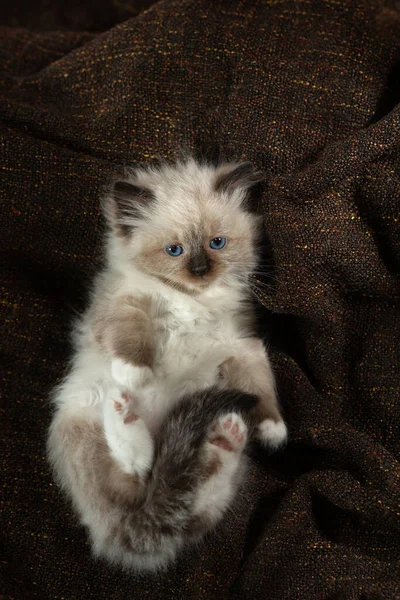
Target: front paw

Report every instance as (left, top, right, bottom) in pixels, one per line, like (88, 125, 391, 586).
(111, 358, 154, 389)
(258, 419, 288, 450)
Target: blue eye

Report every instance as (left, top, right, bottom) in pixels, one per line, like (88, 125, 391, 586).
(209, 237, 226, 250)
(165, 244, 184, 257)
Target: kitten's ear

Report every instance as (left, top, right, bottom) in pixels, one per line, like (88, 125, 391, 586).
(105, 179, 154, 236)
(215, 162, 263, 195)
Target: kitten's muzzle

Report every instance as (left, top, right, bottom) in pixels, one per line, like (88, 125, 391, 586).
(189, 252, 211, 277)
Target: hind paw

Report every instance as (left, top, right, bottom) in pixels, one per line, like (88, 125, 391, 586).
(103, 387, 154, 476)
(209, 413, 247, 452)
(258, 419, 287, 449)
(113, 390, 139, 425)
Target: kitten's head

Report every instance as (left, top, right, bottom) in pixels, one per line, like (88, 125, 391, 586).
(104, 160, 263, 294)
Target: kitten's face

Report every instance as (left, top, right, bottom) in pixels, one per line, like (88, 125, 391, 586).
(106, 160, 261, 294)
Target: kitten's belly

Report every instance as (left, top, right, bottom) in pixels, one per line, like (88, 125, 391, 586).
(143, 323, 244, 433)
(152, 314, 239, 395)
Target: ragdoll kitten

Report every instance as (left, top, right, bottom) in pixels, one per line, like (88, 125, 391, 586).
(47, 159, 287, 572)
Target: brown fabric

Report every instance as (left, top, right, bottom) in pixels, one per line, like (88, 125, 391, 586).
(0, 0, 156, 32)
(1, 1, 400, 598)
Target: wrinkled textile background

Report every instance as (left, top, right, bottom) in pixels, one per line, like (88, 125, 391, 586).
(1, 1, 399, 598)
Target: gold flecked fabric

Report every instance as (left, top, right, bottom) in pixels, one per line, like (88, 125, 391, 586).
(1, 1, 399, 598)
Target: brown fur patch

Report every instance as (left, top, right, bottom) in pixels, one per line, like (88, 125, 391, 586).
(219, 342, 282, 425)
(93, 295, 155, 367)
(53, 416, 147, 511)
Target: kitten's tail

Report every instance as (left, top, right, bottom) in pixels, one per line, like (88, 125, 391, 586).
(104, 388, 257, 571)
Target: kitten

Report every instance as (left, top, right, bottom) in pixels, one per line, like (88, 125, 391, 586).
(47, 159, 287, 572)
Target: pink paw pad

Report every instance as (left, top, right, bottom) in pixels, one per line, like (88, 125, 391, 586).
(211, 437, 234, 452)
(209, 412, 247, 452)
(113, 391, 138, 424)
(113, 401, 123, 413)
(123, 413, 138, 424)
(121, 391, 134, 403)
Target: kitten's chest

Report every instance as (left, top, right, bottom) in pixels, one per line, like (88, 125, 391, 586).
(137, 299, 236, 429)
(155, 303, 221, 346)
(152, 296, 236, 367)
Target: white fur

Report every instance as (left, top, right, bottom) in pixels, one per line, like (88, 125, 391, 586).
(103, 388, 154, 476)
(258, 419, 288, 449)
